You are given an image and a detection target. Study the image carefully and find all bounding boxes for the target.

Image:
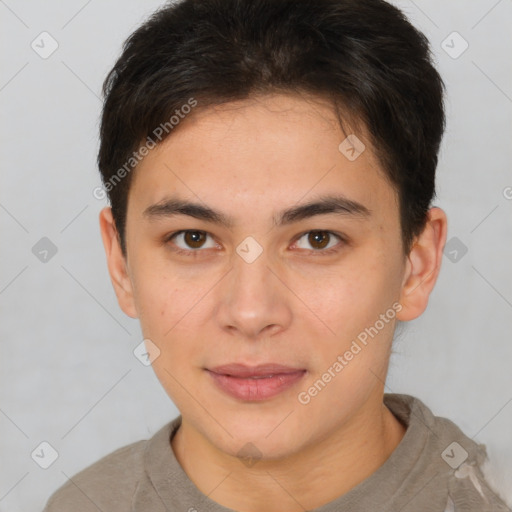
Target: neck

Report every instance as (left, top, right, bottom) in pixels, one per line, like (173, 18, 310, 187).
(171, 396, 406, 512)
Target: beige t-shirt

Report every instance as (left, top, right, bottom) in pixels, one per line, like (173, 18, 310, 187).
(43, 393, 511, 511)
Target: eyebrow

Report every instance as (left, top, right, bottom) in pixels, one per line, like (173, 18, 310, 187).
(143, 194, 371, 228)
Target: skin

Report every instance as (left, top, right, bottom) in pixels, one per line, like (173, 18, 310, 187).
(99, 92, 447, 512)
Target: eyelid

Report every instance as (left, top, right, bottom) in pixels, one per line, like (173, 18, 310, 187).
(165, 230, 219, 252)
(291, 230, 346, 253)
(165, 229, 346, 255)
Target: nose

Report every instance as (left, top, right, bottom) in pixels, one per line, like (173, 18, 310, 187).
(215, 246, 293, 340)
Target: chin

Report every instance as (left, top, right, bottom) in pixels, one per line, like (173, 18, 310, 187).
(207, 422, 307, 463)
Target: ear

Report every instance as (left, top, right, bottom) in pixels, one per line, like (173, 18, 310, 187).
(99, 207, 138, 319)
(397, 207, 447, 322)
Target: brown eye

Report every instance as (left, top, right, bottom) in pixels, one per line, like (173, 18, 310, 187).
(308, 231, 330, 249)
(294, 230, 344, 253)
(167, 230, 217, 252)
(183, 231, 207, 248)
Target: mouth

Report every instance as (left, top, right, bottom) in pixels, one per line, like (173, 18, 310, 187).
(205, 363, 307, 401)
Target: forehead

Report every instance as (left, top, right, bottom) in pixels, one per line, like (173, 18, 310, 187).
(128, 93, 397, 221)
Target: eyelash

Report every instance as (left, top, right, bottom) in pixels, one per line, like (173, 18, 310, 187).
(164, 230, 346, 257)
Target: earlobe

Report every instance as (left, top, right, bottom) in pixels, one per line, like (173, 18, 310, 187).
(396, 207, 448, 322)
(98, 207, 138, 319)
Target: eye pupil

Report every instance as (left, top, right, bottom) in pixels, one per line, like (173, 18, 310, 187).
(184, 231, 206, 248)
(308, 231, 329, 249)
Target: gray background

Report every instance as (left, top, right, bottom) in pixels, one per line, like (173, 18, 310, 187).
(1, 1, 511, 510)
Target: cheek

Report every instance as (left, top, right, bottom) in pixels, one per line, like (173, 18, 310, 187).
(301, 251, 402, 357)
(305, 259, 382, 327)
(131, 265, 195, 341)
(132, 263, 221, 372)
(293, 262, 400, 422)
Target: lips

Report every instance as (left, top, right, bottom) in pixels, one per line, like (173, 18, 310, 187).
(206, 363, 306, 401)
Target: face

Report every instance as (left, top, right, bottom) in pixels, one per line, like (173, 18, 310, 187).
(100, 93, 445, 461)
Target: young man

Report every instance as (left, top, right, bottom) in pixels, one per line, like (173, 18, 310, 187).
(44, 0, 511, 510)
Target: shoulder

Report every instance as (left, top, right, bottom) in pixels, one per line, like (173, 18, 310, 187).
(43, 436, 152, 512)
(387, 393, 512, 511)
